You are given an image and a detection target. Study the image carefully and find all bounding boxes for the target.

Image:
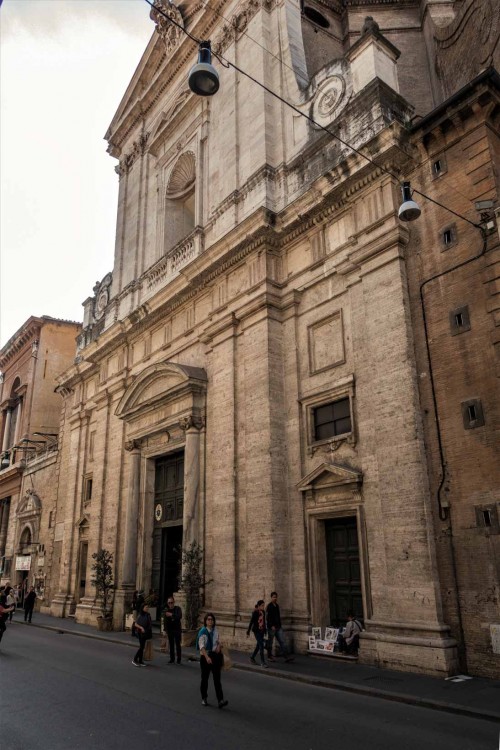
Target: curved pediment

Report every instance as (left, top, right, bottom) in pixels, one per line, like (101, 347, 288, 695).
(297, 462, 362, 492)
(116, 361, 207, 420)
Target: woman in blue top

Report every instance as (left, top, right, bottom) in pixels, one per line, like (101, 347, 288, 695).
(198, 613, 228, 708)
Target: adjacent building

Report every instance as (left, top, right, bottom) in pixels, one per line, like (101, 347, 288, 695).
(0, 316, 81, 605)
(45, 0, 499, 678)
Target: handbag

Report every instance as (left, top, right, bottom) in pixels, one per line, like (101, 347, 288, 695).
(220, 645, 233, 671)
(160, 634, 168, 653)
(144, 639, 154, 661)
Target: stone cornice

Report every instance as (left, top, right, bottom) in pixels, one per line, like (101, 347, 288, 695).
(0, 318, 42, 367)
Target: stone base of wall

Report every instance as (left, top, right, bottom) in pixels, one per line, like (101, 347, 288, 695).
(75, 600, 101, 628)
(50, 594, 76, 619)
(359, 633, 459, 677)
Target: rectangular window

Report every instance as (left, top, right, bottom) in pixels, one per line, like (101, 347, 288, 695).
(475, 505, 499, 533)
(83, 475, 93, 503)
(313, 398, 351, 441)
(450, 305, 470, 335)
(461, 398, 485, 429)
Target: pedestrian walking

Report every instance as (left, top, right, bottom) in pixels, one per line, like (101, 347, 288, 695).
(0, 586, 15, 646)
(163, 595, 182, 664)
(197, 613, 228, 709)
(6, 588, 16, 622)
(266, 591, 294, 662)
(247, 599, 268, 667)
(338, 612, 362, 655)
(24, 586, 36, 623)
(132, 603, 153, 667)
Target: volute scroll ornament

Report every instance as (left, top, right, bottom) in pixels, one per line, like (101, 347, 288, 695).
(150, 0, 185, 55)
(179, 415, 205, 431)
(124, 439, 142, 452)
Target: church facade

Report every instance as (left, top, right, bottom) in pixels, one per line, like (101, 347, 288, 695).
(47, 0, 499, 678)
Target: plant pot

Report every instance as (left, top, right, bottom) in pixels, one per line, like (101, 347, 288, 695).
(182, 628, 197, 647)
(125, 613, 135, 631)
(96, 616, 113, 632)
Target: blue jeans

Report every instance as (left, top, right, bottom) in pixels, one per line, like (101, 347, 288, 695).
(251, 630, 266, 663)
(267, 627, 288, 657)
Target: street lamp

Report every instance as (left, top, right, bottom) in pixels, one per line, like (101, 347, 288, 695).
(398, 181, 421, 222)
(188, 42, 219, 96)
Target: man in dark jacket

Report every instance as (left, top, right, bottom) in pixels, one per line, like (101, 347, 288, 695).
(24, 586, 36, 623)
(163, 596, 182, 664)
(266, 591, 293, 662)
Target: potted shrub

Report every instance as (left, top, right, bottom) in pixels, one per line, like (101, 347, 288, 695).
(179, 541, 210, 645)
(91, 548, 114, 631)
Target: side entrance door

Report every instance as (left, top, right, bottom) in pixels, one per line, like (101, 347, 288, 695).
(152, 451, 184, 619)
(325, 517, 363, 625)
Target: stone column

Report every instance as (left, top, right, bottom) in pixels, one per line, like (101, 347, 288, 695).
(1, 408, 12, 452)
(180, 416, 203, 548)
(121, 441, 141, 587)
(13, 400, 23, 446)
(0, 499, 10, 559)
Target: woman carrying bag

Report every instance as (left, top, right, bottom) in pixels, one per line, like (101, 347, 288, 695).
(197, 613, 228, 709)
(247, 600, 268, 668)
(132, 603, 152, 667)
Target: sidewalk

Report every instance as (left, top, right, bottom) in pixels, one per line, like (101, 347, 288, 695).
(10, 612, 500, 722)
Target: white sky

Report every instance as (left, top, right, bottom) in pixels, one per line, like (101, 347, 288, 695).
(0, 0, 155, 346)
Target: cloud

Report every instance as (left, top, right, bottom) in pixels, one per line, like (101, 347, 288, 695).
(1, 0, 155, 41)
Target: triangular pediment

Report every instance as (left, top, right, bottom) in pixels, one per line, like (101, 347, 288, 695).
(17, 490, 41, 516)
(297, 462, 362, 492)
(115, 361, 206, 420)
(76, 514, 90, 529)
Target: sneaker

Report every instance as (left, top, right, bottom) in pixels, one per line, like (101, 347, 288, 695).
(132, 660, 140, 667)
(267, 655, 276, 662)
(250, 657, 257, 664)
(260, 662, 268, 668)
(168, 659, 175, 664)
(139, 662, 147, 667)
(201, 699, 208, 707)
(218, 700, 228, 709)
(176, 660, 182, 665)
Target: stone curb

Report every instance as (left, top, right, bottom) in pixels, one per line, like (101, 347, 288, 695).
(14, 621, 500, 723)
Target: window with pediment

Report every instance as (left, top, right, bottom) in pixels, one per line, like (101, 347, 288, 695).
(164, 151, 196, 251)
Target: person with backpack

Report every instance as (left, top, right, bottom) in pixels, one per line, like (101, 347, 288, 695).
(197, 612, 228, 709)
(247, 600, 268, 668)
(338, 612, 362, 655)
(132, 603, 153, 667)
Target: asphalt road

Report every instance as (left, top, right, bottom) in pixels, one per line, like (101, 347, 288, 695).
(0, 624, 497, 750)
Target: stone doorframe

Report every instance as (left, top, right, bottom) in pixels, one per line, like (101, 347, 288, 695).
(297, 462, 371, 630)
(114, 361, 207, 624)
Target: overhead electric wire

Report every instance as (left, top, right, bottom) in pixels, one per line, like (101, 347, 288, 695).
(143, 0, 483, 230)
